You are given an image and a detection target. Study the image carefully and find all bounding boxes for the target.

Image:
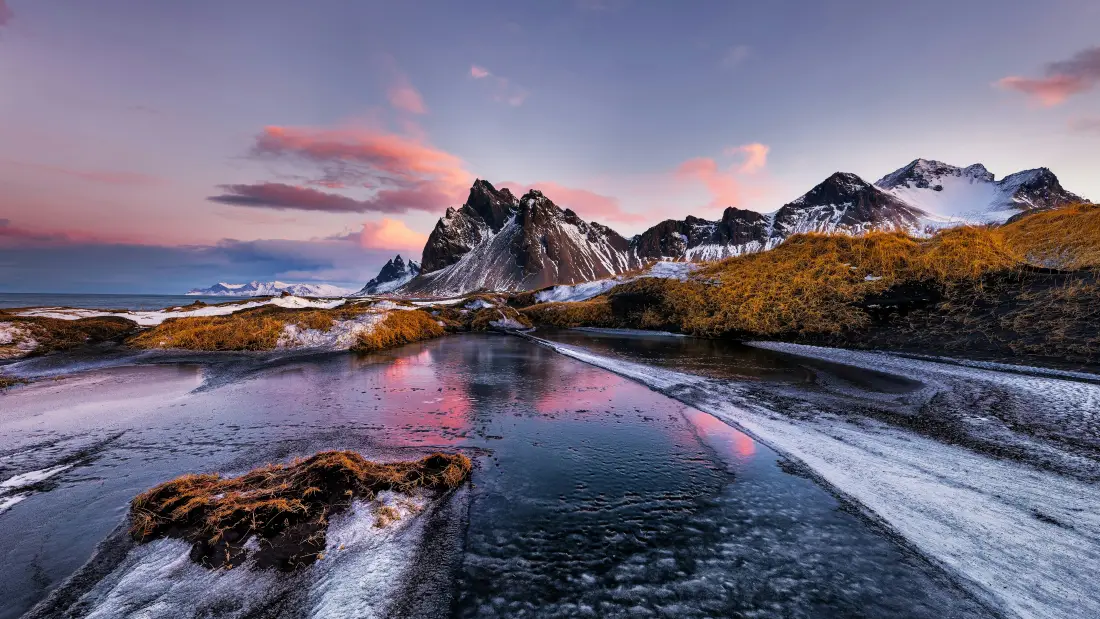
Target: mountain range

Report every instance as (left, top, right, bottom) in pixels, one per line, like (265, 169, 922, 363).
(186, 281, 355, 297)
(352, 158, 1088, 297)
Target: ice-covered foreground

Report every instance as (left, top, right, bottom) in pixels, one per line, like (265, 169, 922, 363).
(27, 489, 466, 619)
(531, 336, 1100, 619)
(17, 296, 346, 327)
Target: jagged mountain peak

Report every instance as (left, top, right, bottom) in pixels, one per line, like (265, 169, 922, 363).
(877, 159, 994, 190)
(356, 253, 421, 296)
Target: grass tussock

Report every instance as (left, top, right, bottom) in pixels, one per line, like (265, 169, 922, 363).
(0, 316, 138, 358)
(351, 309, 446, 352)
(130, 450, 471, 570)
(130, 304, 375, 351)
(1001, 203, 1100, 270)
(0, 375, 28, 390)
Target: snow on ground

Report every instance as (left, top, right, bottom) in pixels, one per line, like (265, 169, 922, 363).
(464, 299, 495, 310)
(16, 297, 347, 327)
(0, 464, 73, 515)
(277, 313, 385, 350)
(531, 336, 1100, 619)
(0, 322, 38, 358)
(533, 260, 701, 304)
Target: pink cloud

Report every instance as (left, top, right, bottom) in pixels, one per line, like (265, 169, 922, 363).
(499, 181, 647, 224)
(676, 143, 770, 209)
(357, 218, 427, 251)
(997, 46, 1100, 106)
(0, 218, 139, 247)
(468, 65, 528, 106)
(387, 75, 427, 114)
(725, 142, 769, 174)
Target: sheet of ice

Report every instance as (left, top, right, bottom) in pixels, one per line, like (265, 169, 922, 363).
(0, 493, 28, 514)
(61, 493, 432, 619)
(532, 336, 1100, 619)
(570, 327, 687, 338)
(1, 464, 73, 490)
(464, 299, 496, 310)
(17, 297, 347, 327)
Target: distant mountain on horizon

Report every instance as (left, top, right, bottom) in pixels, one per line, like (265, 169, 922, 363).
(186, 281, 355, 298)
(362, 159, 1091, 297)
(355, 254, 420, 296)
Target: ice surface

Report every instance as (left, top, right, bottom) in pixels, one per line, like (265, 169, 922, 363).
(1, 464, 73, 490)
(533, 336, 1100, 619)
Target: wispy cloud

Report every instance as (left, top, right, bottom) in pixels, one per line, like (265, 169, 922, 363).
(721, 45, 751, 69)
(997, 46, 1100, 106)
(499, 181, 647, 224)
(210, 124, 473, 214)
(387, 74, 427, 115)
(1069, 117, 1100, 133)
(0, 1, 13, 28)
(675, 143, 770, 209)
(208, 182, 451, 214)
(468, 65, 528, 107)
(1, 160, 165, 186)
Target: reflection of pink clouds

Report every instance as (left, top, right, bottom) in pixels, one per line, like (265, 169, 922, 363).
(684, 409, 756, 458)
(533, 366, 623, 415)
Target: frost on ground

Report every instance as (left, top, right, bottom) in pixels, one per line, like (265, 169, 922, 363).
(17, 296, 346, 327)
(0, 322, 38, 359)
(0, 464, 73, 514)
(278, 314, 385, 350)
(532, 336, 1100, 619)
(28, 489, 466, 619)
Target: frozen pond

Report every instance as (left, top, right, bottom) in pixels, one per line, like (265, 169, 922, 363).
(1, 334, 996, 618)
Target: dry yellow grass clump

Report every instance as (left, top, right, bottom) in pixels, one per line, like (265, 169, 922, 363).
(521, 226, 1025, 338)
(351, 309, 446, 352)
(130, 450, 471, 570)
(130, 304, 373, 351)
(1001, 203, 1100, 270)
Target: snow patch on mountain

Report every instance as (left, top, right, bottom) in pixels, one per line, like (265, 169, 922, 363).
(356, 255, 421, 296)
(187, 281, 354, 298)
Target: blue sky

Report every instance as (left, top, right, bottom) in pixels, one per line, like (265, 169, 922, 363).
(1, 0, 1097, 292)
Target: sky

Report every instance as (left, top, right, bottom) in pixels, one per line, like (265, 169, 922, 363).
(1, 0, 1098, 293)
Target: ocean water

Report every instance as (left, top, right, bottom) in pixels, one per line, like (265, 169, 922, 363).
(0, 293, 250, 311)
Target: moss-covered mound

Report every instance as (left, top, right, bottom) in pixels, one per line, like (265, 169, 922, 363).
(130, 451, 471, 570)
(0, 315, 138, 358)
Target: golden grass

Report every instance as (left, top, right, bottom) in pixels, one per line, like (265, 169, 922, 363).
(130, 450, 471, 570)
(0, 375, 28, 390)
(130, 304, 375, 351)
(1001, 203, 1100, 270)
(351, 309, 446, 352)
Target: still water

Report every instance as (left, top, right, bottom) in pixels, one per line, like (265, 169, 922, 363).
(0, 334, 990, 618)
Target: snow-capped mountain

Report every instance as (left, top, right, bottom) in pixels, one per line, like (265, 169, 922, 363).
(402, 180, 642, 296)
(875, 158, 1087, 225)
(630, 173, 924, 261)
(186, 281, 354, 297)
(355, 254, 420, 296)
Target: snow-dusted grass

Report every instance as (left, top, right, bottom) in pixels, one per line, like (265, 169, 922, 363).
(533, 336, 1100, 619)
(17, 296, 346, 327)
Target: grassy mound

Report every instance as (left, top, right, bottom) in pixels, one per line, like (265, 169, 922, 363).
(130, 451, 471, 570)
(351, 309, 446, 352)
(0, 315, 138, 358)
(1002, 203, 1100, 270)
(130, 304, 374, 351)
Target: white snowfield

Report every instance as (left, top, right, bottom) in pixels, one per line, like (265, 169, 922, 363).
(186, 281, 355, 297)
(16, 296, 347, 327)
(533, 336, 1100, 619)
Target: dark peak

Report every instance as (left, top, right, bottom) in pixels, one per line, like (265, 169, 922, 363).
(821, 172, 871, 192)
(720, 206, 767, 223)
(877, 158, 994, 189)
(464, 178, 518, 232)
